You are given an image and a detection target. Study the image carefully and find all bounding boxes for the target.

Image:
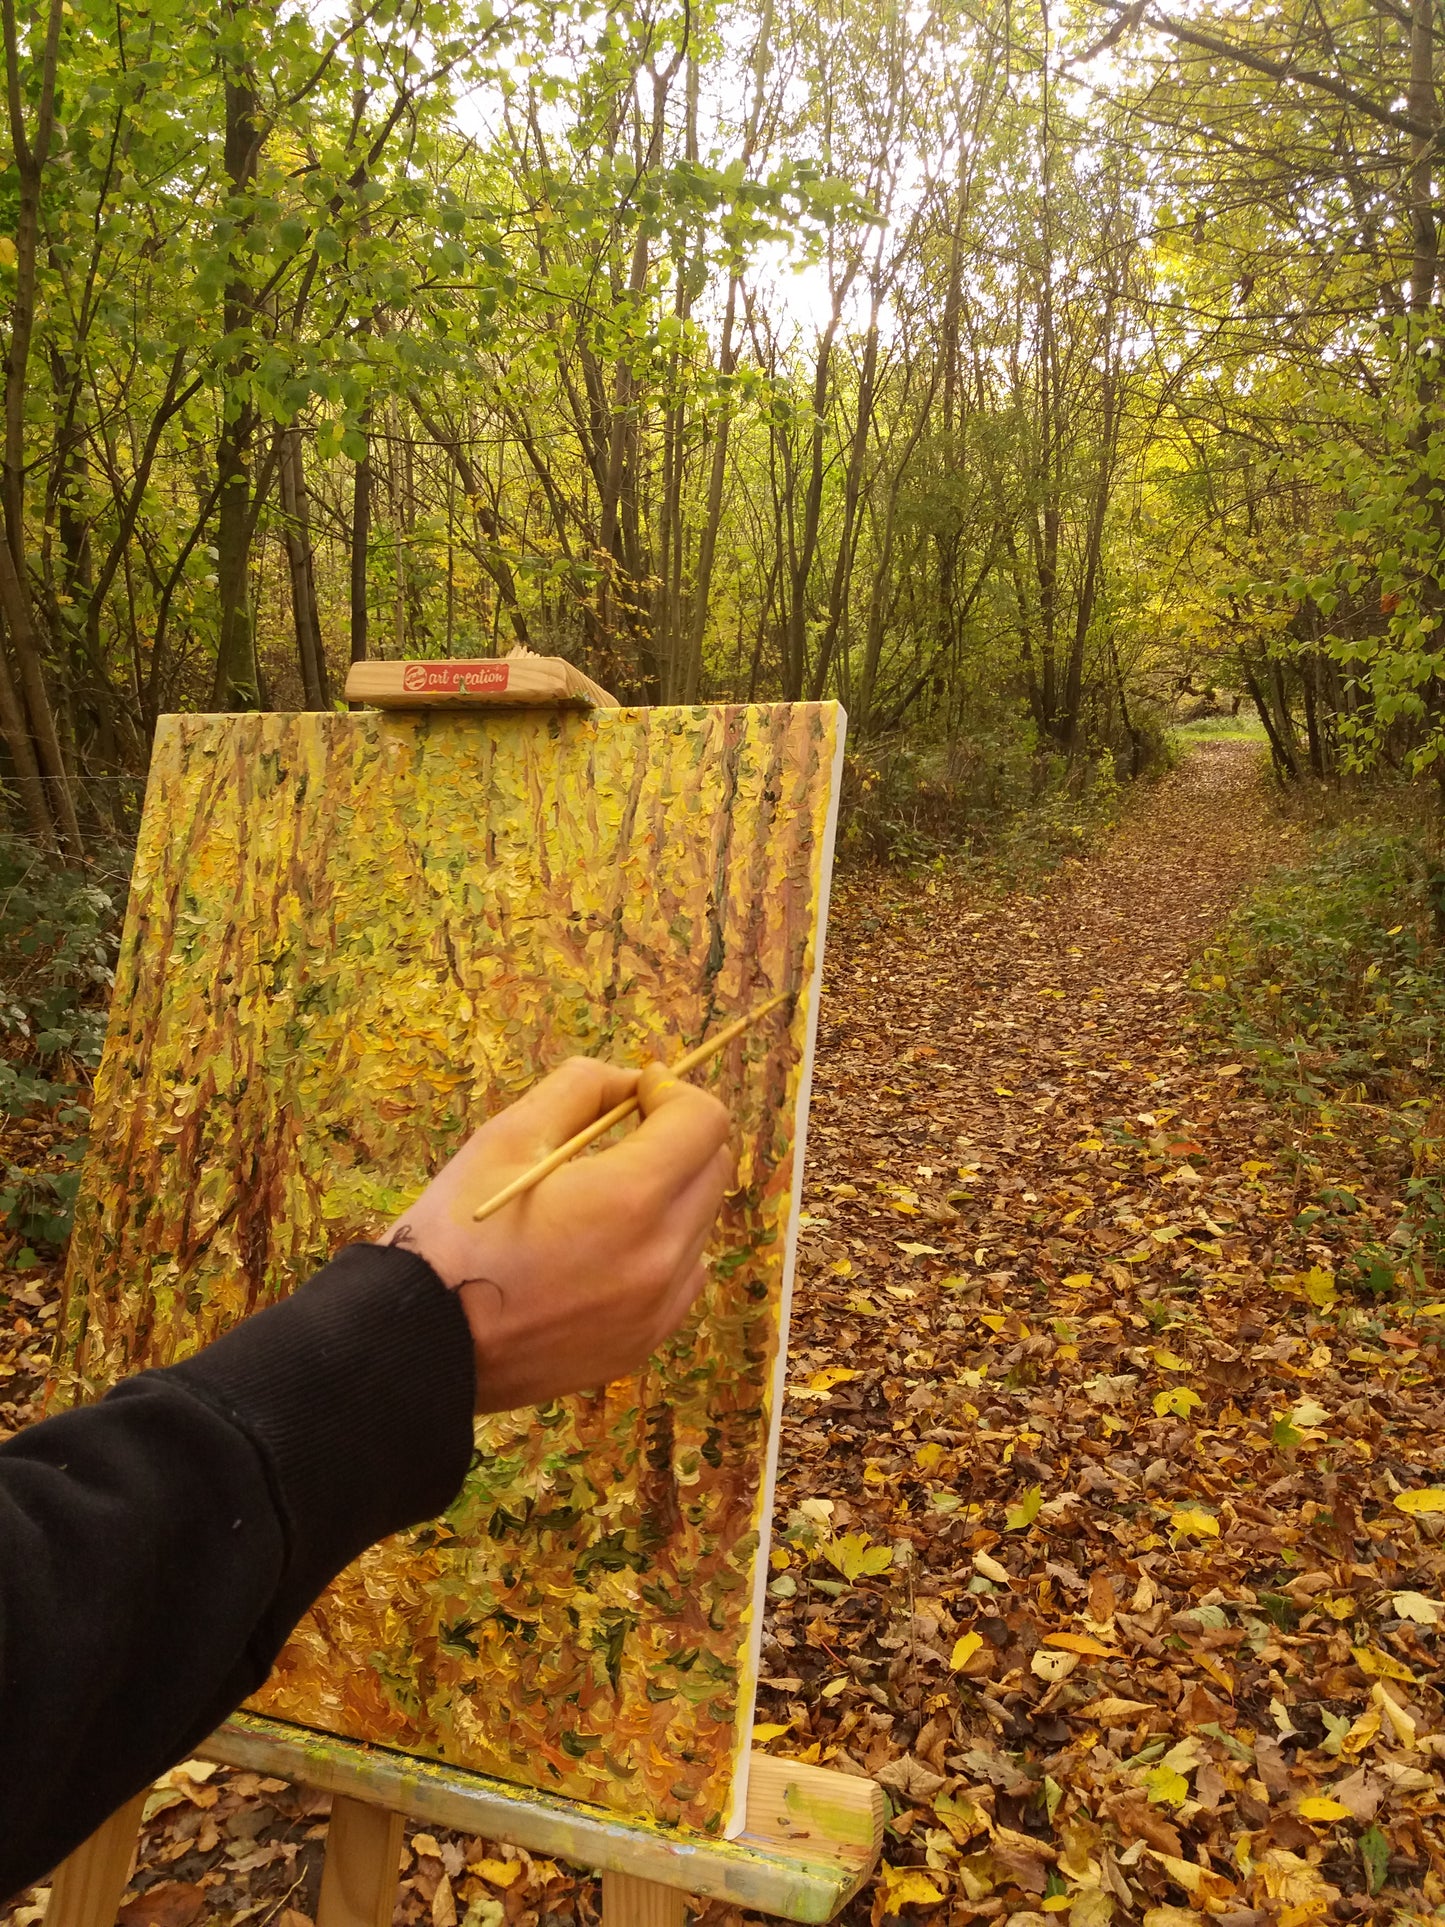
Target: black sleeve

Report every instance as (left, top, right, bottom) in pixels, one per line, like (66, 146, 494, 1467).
(0, 1244, 476, 1897)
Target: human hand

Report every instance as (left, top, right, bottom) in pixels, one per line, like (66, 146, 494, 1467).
(383, 1058, 733, 1412)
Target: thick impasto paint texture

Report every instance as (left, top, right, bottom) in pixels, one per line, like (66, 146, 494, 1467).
(58, 703, 843, 1834)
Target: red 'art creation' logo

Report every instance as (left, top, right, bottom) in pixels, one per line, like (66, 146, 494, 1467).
(401, 661, 510, 694)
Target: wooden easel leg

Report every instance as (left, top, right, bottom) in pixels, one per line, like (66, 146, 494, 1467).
(600, 1871, 687, 1927)
(45, 1789, 148, 1927)
(316, 1795, 406, 1927)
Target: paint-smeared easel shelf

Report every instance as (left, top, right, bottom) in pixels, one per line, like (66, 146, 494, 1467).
(345, 655, 619, 708)
(46, 1713, 883, 1927)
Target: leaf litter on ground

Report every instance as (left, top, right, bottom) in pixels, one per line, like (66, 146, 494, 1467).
(8, 743, 1445, 1927)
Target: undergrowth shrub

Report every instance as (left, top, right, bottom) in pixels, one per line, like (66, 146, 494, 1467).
(1196, 823, 1445, 1295)
(839, 729, 1136, 868)
(0, 834, 127, 1254)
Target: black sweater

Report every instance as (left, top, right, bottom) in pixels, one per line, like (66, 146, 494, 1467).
(0, 1244, 477, 1895)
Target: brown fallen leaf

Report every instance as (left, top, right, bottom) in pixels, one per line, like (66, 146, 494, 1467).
(117, 1884, 205, 1927)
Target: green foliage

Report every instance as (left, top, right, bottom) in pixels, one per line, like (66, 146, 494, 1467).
(0, 835, 124, 1252)
(838, 726, 1145, 871)
(1197, 818, 1445, 1291)
(0, 835, 123, 1118)
(1198, 824, 1445, 1106)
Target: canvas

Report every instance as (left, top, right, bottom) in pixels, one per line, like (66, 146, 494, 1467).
(55, 701, 844, 1837)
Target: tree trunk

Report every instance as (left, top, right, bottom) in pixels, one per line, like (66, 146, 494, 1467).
(279, 428, 329, 708)
(350, 418, 371, 678)
(0, 616, 57, 848)
(209, 32, 261, 710)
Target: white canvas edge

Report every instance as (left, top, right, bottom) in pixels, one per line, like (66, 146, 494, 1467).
(723, 702, 849, 1838)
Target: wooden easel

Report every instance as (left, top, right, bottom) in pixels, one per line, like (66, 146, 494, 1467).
(47, 1713, 882, 1927)
(48, 669, 867, 1927)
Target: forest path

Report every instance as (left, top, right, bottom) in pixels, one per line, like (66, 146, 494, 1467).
(751, 742, 1445, 1924)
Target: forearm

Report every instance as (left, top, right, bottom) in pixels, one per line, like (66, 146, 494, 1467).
(0, 1245, 475, 1894)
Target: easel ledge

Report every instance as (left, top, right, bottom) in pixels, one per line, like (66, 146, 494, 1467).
(47, 1713, 882, 1927)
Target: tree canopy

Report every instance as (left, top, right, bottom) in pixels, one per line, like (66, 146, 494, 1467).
(2, 0, 1443, 850)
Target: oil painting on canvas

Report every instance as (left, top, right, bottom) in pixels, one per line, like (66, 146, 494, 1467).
(55, 700, 843, 1836)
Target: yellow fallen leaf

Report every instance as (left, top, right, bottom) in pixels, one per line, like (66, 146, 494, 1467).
(1063, 1270, 1095, 1285)
(1302, 1267, 1337, 1308)
(915, 1442, 946, 1474)
(820, 1675, 850, 1699)
(1319, 1595, 1356, 1621)
(1340, 1707, 1381, 1757)
(1297, 1797, 1350, 1823)
(1149, 1853, 1203, 1894)
(791, 1367, 860, 1399)
(1394, 1487, 1445, 1514)
(973, 1550, 1010, 1584)
(1372, 1681, 1417, 1748)
(1196, 1651, 1234, 1696)
(951, 1631, 984, 1670)
(468, 1860, 522, 1889)
(1145, 1764, 1190, 1807)
(1045, 1631, 1115, 1657)
(1077, 1696, 1154, 1721)
(1152, 1349, 1189, 1371)
(1169, 1506, 1220, 1538)
(1154, 1386, 1203, 1418)
(879, 1864, 946, 1909)
(979, 1313, 1007, 1332)
(863, 1460, 888, 1486)
(1352, 1645, 1415, 1684)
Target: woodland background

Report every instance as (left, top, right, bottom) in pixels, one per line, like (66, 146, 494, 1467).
(2, 0, 1445, 861)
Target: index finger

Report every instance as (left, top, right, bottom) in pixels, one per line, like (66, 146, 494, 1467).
(597, 1060, 732, 1200)
(486, 1056, 641, 1163)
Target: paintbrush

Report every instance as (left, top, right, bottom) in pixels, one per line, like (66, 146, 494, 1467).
(471, 989, 793, 1223)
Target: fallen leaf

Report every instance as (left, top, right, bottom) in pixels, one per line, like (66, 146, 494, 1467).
(1168, 1506, 1219, 1539)
(467, 1861, 523, 1889)
(118, 1885, 205, 1927)
(1077, 1697, 1154, 1722)
(1045, 1631, 1115, 1657)
(1006, 1484, 1044, 1530)
(1393, 1487, 1445, 1514)
(1296, 1797, 1350, 1823)
(1352, 1644, 1415, 1683)
(875, 1756, 947, 1800)
(1144, 1765, 1190, 1807)
(951, 1631, 984, 1670)
(1360, 1825, 1390, 1897)
(1032, 1648, 1079, 1682)
(1392, 1590, 1440, 1624)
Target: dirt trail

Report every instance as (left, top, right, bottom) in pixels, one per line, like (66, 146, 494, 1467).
(804, 742, 1294, 1246)
(754, 743, 1445, 1925)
